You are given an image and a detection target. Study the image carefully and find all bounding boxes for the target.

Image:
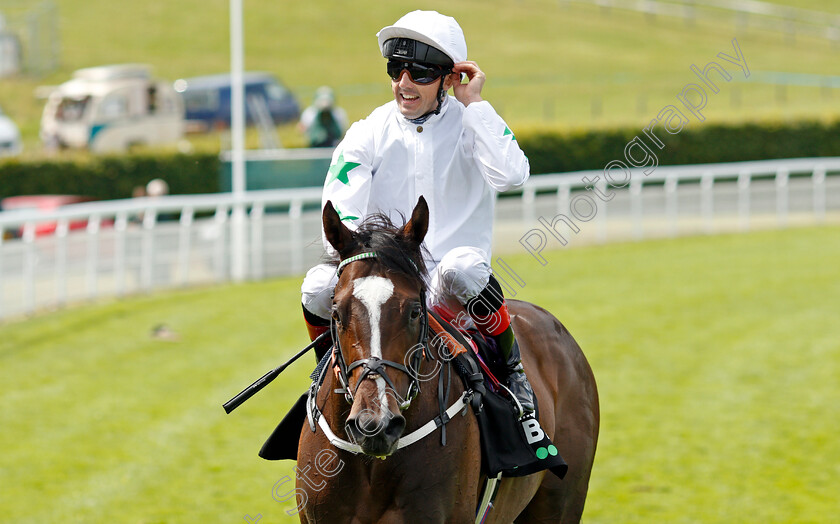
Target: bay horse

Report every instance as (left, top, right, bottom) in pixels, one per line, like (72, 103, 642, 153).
(295, 197, 599, 523)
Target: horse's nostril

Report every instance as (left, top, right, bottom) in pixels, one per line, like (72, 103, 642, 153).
(346, 412, 380, 440)
(385, 413, 406, 440)
(345, 418, 363, 442)
(346, 411, 405, 455)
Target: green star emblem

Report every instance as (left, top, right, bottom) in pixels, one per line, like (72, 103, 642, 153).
(503, 126, 516, 141)
(327, 151, 360, 186)
(334, 206, 359, 222)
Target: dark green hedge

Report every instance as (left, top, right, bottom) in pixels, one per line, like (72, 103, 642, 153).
(1, 119, 838, 200)
(0, 152, 219, 201)
(517, 119, 840, 174)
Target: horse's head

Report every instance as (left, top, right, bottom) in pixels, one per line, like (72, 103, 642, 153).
(323, 197, 430, 457)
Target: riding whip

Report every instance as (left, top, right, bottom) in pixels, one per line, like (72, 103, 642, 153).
(223, 331, 330, 414)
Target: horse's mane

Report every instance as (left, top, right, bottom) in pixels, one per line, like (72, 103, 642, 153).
(330, 212, 429, 289)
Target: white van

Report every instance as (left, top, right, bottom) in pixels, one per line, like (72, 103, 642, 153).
(40, 64, 184, 153)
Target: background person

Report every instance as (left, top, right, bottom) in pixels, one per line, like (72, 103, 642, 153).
(145, 178, 178, 222)
(298, 86, 348, 148)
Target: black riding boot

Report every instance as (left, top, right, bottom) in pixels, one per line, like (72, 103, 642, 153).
(464, 276, 536, 415)
(312, 331, 333, 362)
(495, 328, 535, 415)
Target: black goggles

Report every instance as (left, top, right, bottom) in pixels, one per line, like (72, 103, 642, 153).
(387, 60, 450, 85)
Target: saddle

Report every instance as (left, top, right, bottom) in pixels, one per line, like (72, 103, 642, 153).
(258, 312, 567, 480)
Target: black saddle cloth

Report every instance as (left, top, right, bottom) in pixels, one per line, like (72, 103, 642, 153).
(259, 391, 307, 461)
(453, 333, 567, 479)
(259, 349, 333, 461)
(473, 386, 567, 478)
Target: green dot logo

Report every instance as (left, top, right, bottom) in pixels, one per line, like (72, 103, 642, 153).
(535, 447, 548, 460)
(548, 445, 558, 456)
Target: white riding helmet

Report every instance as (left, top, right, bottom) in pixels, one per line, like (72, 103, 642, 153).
(377, 10, 467, 65)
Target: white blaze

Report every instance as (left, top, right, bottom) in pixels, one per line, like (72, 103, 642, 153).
(352, 276, 395, 416)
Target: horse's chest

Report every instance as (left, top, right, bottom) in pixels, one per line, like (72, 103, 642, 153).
(301, 464, 474, 523)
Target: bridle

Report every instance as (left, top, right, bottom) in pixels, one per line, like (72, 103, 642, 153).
(307, 250, 475, 455)
(330, 251, 433, 410)
(305, 249, 501, 523)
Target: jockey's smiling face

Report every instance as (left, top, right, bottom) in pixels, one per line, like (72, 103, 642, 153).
(391, 67, 454, 120)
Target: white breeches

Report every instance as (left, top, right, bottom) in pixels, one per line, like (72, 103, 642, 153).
(300, 246, 492, 320)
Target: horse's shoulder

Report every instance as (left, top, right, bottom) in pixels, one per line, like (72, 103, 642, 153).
(508, 298, 551, 316)
(509, 299, 568, 331)
(508, 299, 582, 370)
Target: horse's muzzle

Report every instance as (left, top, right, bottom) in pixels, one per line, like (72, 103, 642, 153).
(345, 411, 406, 457)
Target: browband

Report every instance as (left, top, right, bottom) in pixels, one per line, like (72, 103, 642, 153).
(336, 251, 378, 275)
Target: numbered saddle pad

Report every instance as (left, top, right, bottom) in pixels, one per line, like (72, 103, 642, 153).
(474, 388, 567, 479)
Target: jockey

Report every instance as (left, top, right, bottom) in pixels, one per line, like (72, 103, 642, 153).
(301, 10, 536, 413)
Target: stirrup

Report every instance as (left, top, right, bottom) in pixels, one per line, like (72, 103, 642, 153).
(500, 338, 535, 415)
(505, 365, 536, 416)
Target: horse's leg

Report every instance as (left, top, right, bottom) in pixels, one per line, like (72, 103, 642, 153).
(508, 301, 600, 523)
(514, 420, 597, 523)
(486, 474, 543, 523)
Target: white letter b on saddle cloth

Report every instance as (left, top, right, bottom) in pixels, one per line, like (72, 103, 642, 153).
(522, 418, 545, 444)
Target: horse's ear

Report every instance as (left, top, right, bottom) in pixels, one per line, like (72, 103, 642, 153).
(323, 201, 357, 257)
(400, 196, 429, 246)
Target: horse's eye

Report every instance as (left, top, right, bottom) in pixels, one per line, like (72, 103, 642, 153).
(409, 304, 422, 320)
(331, 307, 342, 326)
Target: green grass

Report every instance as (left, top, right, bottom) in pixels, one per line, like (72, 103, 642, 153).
(532, 227, 840, 523)
(1, 0, 839, 156)
(1, 225, 839, 522)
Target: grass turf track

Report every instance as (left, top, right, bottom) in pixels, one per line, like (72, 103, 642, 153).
(0, 225, 838, 522)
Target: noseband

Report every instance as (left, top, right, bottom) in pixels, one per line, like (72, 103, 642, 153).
(331, 251, 433, 410)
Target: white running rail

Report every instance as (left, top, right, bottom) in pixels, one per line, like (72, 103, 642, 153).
(1, 157, 839, 320)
